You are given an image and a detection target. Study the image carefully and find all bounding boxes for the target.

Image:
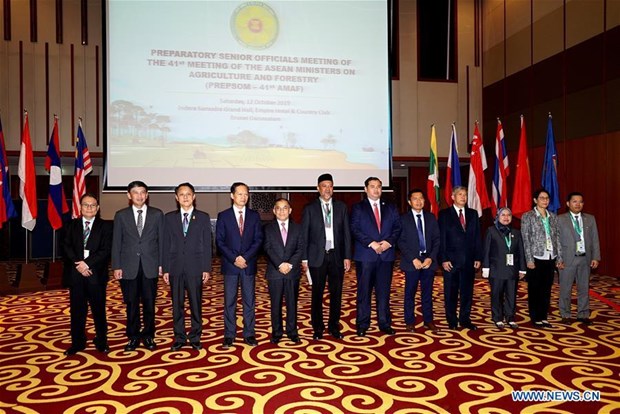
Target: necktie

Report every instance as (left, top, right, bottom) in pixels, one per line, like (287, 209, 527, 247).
(416, 214, 426, 253)
(324, 203, 331, 228)
(459, 209, 466, 230)
(137, 210, 143, 237)
(373, 202, 381, 231)
(183, 212, 189, 236)
(83, 221, 91, 247)
(238, 211, 244, 236)
(281, 222, 287, 245)
(573, 215, 582, 241)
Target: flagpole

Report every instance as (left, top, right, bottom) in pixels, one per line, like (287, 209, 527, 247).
(25, 230, 29, 264)
(52, 230, 56, 262)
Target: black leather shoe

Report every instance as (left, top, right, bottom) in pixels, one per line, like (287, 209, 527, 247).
(190, 341, 202, 350)
(270, 336, 282, 344)
(380, 327, 396, 335)
(170, 341, 185, 351)
(312, 331, 323, 340)
(124, 339, 140, 352)
(289, 335, 301, 344)
(143, 337, 157, 350)
(577, 318, 593, 326)
(95, 343, 110, 353)
(329, 330, 344, 339)
(222, 337, 234, 349)
(356, 328, 367, 337)
(64, 346, 85, 356)
(448, 324, 459, 330)
(461, 322, 478, 331)
(244, 336, 258, 346)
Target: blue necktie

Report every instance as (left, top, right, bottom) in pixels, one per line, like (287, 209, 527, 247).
(183, 213, 189, 237)
(416, 214, 426, 253)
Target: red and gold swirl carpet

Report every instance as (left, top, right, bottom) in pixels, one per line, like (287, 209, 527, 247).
(0, 260, 619, 413)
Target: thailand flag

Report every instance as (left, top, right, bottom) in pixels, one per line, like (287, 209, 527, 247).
(492, 119, 510, 216)
(72, 121, 93, 218)
(45, 117, 69, 230)
(444, 124, 461, 206)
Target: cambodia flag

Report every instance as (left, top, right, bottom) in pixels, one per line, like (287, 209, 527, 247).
(444, 124, 461, 206)
(18, 112, 38, 231)
(0, 116, 18, 228)
(72, 122, 93, 218)
(45, 117, 69, 230)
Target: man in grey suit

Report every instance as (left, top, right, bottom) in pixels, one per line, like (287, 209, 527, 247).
(112, 181, 164, 351)
(557, 192, 600, 325)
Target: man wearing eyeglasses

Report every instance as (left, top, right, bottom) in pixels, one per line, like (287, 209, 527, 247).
(61, 193, 113, 356)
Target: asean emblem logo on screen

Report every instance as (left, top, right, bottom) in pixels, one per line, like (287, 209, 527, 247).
(231, 2, 279, 50)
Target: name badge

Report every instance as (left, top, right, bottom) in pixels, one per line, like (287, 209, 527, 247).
(545, 239, 553, 251)
(576, 240, 585, 254)
(84, 249, 90, 259)
(506, 253, 514, 266)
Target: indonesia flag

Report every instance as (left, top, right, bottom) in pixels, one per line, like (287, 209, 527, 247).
(18, 112, 38, 231)
(45, 117, 69, 230)
(72, 121, 93, 218)
(467, 122, 491, 217)
(444, 124, 461, 206)
(492, 119, 510, 216)
(426, 125, 440, 218)
(0, 116, 18, 228)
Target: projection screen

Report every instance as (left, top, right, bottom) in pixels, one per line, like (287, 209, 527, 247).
(104, 0, 392, 191)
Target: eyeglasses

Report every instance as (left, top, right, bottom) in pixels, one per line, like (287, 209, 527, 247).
(81, 203, 98, 208)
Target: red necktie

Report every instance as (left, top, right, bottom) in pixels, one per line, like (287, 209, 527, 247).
(459, 209, 466, 230)
(373, 202, 381, 231)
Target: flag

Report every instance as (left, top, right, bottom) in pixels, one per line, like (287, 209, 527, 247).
(444, 124, 461, 206)
(511, 115, 532, 218)
(45, 117, 69, 230)
(0, 116, 18, 228)
(18, 112, 37, 231)
(467, 122, 491, 217)
(542, 114, 560, 213)
(426, 125, 440, 218)
(72, 121, 93, 218)
(492, 119, 510, 216)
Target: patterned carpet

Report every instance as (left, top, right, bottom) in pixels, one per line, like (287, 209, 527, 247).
(0, 259, 619, 414)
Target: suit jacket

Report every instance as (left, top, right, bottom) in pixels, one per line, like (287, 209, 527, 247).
(350, 198, 401, 262)
(398, 210, 440, 272)
(482, 226, 526, 279)
(162, 209, 212, 277)
(216, 206, 263, 275)
(438, 206, 482, 268)
(301, 198, 352, 267)
(263, 220, 304, 280)
(520, 208, 562, 264)
(557, 212, 600, 267)
(111, 206, 164, 279)
(61, 217, 113, 287)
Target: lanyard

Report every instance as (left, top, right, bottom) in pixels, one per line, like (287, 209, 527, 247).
(504, 235, 512, 250)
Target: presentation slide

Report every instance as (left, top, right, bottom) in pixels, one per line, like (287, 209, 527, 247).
(105, 0, 392, 191)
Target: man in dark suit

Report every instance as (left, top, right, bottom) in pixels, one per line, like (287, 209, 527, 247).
(397, 189, 441, 333)
(61, 193, 112, 355)
(263, 198, 304, 344)
(162, 182, 212, 351)
(112, 181, 164, 351)
(301, 173, 352, 340)
(216, 182, 263, 348)
(438, 186, 482, 330)
(351, 176, 401, 336)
